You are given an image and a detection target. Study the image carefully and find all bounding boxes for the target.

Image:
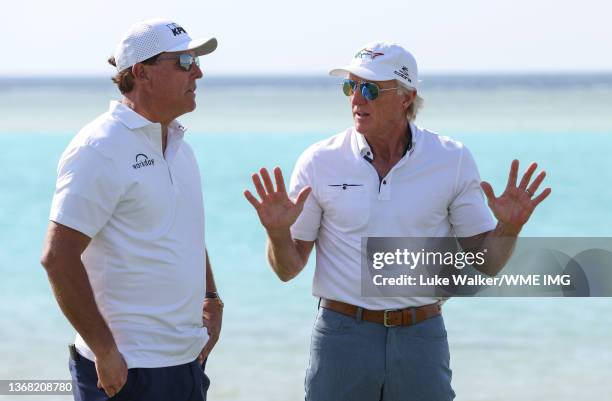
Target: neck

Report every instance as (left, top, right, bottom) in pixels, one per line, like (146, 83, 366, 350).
(363, 120, 409, 162)
(122, 96, 171, 153)
(122, 94, 174, 127)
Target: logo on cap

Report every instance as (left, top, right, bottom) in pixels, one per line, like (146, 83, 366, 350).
(166, 23, 187, 36)
(393, 66, 412, 83)
(354, 48, 384, 60)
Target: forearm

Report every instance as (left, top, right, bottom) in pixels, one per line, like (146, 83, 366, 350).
(475, 222, 520, 276)
(44, 260, 117, 358)
(205, 250, 217, 293)
(266, 228, 308, 282)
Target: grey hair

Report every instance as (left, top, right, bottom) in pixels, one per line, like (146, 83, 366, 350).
(396, 82, 423, 121)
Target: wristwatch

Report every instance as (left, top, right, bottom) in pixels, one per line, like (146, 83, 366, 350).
(205, 291, 224, 308)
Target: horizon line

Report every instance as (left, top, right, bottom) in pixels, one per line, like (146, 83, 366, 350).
(1, 70, 612, 80)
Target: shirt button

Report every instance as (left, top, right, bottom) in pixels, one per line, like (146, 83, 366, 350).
(383, 180, 387, 185)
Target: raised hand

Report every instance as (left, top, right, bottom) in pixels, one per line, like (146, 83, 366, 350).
(244, 167, 312, 234)
(480, 160, 551, 234)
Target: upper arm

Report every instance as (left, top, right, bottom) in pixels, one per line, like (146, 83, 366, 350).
(449, 147, 496, 237)
(50, 144, 124, 238)
(41, 221, 91, 271)
(43, 144, 122, 271)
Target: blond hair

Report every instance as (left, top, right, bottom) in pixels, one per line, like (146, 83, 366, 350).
(397, 82, 423, 121)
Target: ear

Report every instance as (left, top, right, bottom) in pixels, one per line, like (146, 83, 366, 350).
(402, 89, 417, 109)
(131, 63, 149, 83)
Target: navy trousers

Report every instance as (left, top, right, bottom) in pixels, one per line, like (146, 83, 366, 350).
(69, 349, 210, 401)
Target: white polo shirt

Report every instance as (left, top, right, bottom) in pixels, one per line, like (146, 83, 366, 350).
(49, 101, 208, 368)
(289, 123, 496, 309)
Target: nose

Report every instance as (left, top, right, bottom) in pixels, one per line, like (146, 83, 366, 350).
(192, 63, 203, 79)
(351, 85, 367, 106)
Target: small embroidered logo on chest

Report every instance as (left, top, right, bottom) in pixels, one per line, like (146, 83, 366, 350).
(132, 153, 155, 169)
(329, 183, 364, 190)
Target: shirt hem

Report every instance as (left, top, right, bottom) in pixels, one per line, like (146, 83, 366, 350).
(75, 334, 208, 369)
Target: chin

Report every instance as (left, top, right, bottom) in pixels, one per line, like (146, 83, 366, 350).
(184, 100, 197, 113)
(354, 120, 369, 134)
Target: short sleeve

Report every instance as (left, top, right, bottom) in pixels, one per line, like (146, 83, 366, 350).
(49, 145, 124, 238)
(288, 150, 322, 241)
(448, 147, 496, 237)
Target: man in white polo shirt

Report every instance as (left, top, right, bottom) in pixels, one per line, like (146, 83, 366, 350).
(244, 42, 551, 400)
(40, 19, 223, 401)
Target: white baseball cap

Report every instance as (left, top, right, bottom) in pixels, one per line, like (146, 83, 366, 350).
(330, 42, 419, 90)
(113, 18, 217, 71)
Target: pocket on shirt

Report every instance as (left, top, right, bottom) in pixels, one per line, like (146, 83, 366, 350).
(321, 184, 370, 232)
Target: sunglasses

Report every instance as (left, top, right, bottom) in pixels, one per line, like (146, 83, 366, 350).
(342, 79, 397, 101)
(155, 53, 200, 72)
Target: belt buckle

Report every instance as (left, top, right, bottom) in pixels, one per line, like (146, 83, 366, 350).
(383, 310, 399, 327)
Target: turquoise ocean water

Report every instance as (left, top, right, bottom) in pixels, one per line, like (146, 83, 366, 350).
(1, 75, 611, 400)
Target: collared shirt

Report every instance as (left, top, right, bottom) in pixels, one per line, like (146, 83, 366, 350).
(289, 123, 495, 309)
(49, 101, 207, 368)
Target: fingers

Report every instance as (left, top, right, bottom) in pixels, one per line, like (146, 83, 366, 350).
(274, 167, 287, 194)
(260, 168, 275, 194)
(94, 349, 128, 397)
(480, 181, 496, 204)
(506, 159, 518, 189)
(112, 378, 128, 397)
(249, 168, 283, 201)
(243, 190, 260, 210)
(527, 170, 546, 195)
(532, 187, 552, 207)
(198, 351, 205, 365)
(99, 379, 124, 397)
(251, 173, 267, 200)
(518, 162, 537, 190)
(295, 186, 312, 209)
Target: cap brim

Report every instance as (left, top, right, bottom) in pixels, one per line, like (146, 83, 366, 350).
(330, 65, 418, 89)
(329, 66, 385, 81)
(167, 37, 218, 56)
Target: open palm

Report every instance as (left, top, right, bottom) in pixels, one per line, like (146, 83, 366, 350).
(481, 160, 551, 232)
(244, 167, 312, 232)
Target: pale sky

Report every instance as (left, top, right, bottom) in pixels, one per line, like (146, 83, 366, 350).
(3, 0, 611, 76)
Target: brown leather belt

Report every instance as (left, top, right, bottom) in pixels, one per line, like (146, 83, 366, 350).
(320, 298, 442, 327)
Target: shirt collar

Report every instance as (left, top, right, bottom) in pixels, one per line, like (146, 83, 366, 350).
(109, 100, 153, 129)
(354, 121, 417, 161)
(109, 101, 187, 153)
(109, 101, 187, 135)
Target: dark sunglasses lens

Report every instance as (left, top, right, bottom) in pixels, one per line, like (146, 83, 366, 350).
(362, 83, 379, 100)
(342, 80, 355, 96)
(178, 54, 196, 71)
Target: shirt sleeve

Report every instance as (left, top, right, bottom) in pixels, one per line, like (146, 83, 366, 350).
(288, 150, 322, 242)
(49, 145, 124, 238)
(448, 146, 496, 237)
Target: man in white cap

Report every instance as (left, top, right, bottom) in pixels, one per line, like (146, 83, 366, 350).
(244, 42, 550, 400)
(41, 19, 222, 401)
